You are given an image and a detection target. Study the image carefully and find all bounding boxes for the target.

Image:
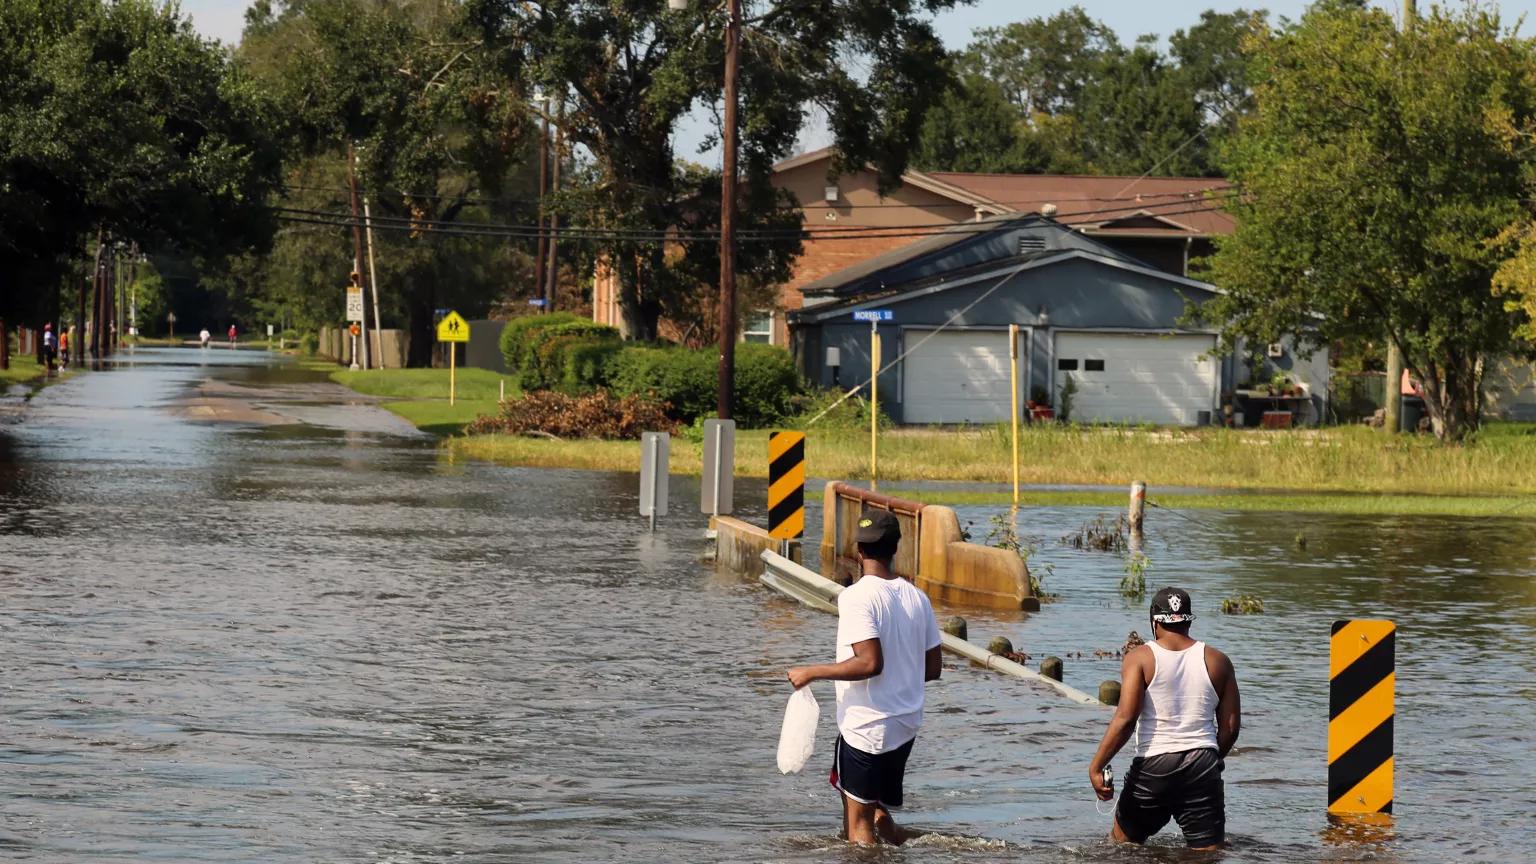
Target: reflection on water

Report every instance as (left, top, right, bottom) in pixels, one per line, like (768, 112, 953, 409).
(0, 348, 1531, 863)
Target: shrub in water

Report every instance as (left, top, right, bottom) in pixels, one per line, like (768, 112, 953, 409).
(465, 390, 678, 440)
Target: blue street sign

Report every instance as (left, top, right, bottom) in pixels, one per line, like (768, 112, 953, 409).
(853, 309, 894, 322)
(528, 298, 548, 307)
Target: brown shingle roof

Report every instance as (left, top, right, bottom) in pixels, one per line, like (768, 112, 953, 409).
(925, 172, 1235, 237)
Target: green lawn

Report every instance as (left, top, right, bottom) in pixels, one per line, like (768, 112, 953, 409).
(381, 399, 500, 437)
(446, 421, 1536, 517)
(1, 354, 71, 390)
(328, 367, 516, 436)
(331, 367, 515, 403)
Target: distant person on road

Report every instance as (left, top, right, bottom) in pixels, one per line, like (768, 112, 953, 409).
(1088, 587, 1241, 851)
(59, 327, 70, 369)
(787, 511, 942, 846)
(42, 323, 56, 371)
(199, 328, 211, 348)
(228, 324, 237, 347)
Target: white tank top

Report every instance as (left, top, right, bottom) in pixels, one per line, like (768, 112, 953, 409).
(1134, 641, 1219, 758)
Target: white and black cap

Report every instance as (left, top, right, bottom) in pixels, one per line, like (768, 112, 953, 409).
(1150, 586, 1196, 625)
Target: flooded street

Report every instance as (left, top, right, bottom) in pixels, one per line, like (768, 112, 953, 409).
(1, 348, 1533, 863)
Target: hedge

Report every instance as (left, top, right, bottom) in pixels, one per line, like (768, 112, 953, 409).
(608, 342, 800, 427)
(500, 315, 619, 392)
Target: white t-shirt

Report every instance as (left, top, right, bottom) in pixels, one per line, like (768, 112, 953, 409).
(834, 574, 942, 754)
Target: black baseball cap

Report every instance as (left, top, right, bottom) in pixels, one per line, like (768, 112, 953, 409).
(1150, 587, 1196, 625)
(854, 510, 901, 545)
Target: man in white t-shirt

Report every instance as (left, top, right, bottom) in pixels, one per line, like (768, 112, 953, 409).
(787, 510, 942, 845)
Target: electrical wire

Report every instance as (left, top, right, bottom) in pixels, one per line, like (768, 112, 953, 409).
(268, 194, 1242, 244)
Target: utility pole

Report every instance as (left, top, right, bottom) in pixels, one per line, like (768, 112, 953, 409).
(545, 96, 565, 311)
(364, 196, 384, 368)
(347, 142, 371, 369)
(1385, 0, 1413, 434)
(534, 91, 550, 311)
(717, 0, 741, 421)
(90, 231, 105, 359)
(76, 259, 87, 364)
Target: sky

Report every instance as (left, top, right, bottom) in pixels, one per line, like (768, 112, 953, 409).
(179, 0, 1536, 158)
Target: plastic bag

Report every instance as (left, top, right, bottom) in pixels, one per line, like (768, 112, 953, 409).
(776, 686, 820, 774)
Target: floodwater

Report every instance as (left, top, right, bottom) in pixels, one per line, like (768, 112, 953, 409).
(0, 348, 1532, 863)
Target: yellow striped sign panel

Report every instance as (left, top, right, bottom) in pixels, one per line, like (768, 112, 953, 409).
(768, 431, 805, 540)
(1328, 619, 1395, 816)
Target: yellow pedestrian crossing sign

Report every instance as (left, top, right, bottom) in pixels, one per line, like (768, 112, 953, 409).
(436, 311, 469, 343)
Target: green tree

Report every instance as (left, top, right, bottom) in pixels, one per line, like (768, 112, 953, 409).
(1204, 3, 1536, 441)
(468, 0, 959, 339)
(0, 0, 283, 327)
(962, 6, 1121, 116)
(238, 0, 538, 364)
(1077, 40, 1207, 176)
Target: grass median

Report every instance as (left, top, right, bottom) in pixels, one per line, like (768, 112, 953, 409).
(329, 367, 516, 436)
(446, 422, 1536, 518)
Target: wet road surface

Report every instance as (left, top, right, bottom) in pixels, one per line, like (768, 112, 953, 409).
(0, 348, 1533, 862)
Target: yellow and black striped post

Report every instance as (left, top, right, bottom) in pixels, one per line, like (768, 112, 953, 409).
(1328, 619, 1395, 817)
(768, 431, 806, 540)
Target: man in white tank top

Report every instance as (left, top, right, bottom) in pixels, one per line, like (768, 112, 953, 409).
(1087, 587, 1241, 850)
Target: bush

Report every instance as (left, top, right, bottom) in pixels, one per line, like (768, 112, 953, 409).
(785, 387, 891, 430)
(609, 342, 802, 426)
(499, 313, 585, 373)
(301, 331, 319, 355)
(502, 316, 621, 392)
(610, 345, 715, 420)
(464, 390, 678, 439)
(559, 339, 624, 395)
(733, 342, 801, 427)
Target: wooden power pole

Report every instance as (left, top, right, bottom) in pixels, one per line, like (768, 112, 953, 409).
(717, 0, 741, 421)
(1385, 0, 1413, 434)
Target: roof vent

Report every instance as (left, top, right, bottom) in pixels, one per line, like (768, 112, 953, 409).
(1019, 235, 1047, 254)
(1040, 203, 1058, 217)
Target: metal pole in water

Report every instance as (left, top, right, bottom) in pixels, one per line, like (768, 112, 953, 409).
(1010, 323, 1020, 506)
(649, 433, 658, 533)
(711, 429, 722, 522)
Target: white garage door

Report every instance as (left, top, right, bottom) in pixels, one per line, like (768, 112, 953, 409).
(1054, 332, 1217, 426)
(903, 329, 1020, 424)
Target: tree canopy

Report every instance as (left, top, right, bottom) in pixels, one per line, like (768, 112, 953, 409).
(468, 0, 959, 339)
(1203, 2, 1536, 441)
(0, 0, 283, 326)
(912, 6, 1264, 177)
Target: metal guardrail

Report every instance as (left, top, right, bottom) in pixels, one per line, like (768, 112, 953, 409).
(760, 550, 1103, 706)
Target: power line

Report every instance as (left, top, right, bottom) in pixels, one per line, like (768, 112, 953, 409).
(268, 191, 1242, 244)
(280, 181, 1233, 212)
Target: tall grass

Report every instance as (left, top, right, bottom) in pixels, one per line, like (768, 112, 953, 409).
(448, 422, 1536, 498)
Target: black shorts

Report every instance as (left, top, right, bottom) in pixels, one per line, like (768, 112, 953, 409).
(1115, 747, 1224, 847)
(829, 734, 914, 810)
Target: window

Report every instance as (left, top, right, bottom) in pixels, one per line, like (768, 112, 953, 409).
(1084, 359, 1106, 372)
(744, 311, 773, 344)
(1057, 358, 1078, 371)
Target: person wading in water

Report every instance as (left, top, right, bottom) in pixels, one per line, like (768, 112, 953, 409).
(786, 510, 942, 846)
(1088, 587, 1241, 850)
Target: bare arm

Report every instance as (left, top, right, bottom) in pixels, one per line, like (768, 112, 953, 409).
(1208, 647, 1241, 758)
(787, 638, 882, 689)
(925, 645, 942, 682)
(1088, 648, 1151, 800)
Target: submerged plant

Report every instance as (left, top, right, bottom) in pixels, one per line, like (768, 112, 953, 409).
(987, 508, 1056, 602)
(1120, 552, 1151, 599)
(1062, 513, 1129, 553)
(1221, 595, 1266, 615)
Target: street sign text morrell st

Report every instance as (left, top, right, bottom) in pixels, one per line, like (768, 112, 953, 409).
(852, 310, 894, 322)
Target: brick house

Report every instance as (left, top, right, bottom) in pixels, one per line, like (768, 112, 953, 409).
(592, 146, 1233, 348)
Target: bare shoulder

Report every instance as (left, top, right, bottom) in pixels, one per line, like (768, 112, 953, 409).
(1203, 644, 1237, 682)
(1124, 643, 1155, 675)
